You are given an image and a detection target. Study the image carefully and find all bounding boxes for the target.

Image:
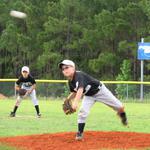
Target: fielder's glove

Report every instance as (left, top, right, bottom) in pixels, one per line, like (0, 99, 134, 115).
(18, 89, 27, 96)
(62, 99, 76, 115)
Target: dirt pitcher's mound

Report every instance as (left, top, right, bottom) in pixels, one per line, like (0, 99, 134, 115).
(0, 131, 150, 150)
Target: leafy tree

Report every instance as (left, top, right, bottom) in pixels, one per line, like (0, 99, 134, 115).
(0, 0, 150, 82)
(115, 60, 137, 99)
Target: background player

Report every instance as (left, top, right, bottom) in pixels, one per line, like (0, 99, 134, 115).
(10, 66, 41, 118)
(59, 60, 128, 140)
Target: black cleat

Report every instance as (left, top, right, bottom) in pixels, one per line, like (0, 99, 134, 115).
(37, 113, 41, 118)
(119, 112, 128, 126)
(75, 132, 83, 140)
(10, 112, 15, 117)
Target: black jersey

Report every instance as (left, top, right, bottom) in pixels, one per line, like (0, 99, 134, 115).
(68, 71, 101, 96)
(16, 75, 36, 87)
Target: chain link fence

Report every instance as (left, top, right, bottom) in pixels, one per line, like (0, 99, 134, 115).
(0, 80, 150, 102)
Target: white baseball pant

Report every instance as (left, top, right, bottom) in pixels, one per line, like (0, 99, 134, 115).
(78, 83, 123, 123)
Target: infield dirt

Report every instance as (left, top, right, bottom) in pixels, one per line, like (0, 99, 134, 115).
(0, 131, 150, 150)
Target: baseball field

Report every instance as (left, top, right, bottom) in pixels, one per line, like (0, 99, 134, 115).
(0, 99, 150, 150)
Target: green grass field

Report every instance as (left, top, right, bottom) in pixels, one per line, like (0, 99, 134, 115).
(0, 99, 150, 149)
(0, 99, 150, 137)
(0, 144, 17, 150)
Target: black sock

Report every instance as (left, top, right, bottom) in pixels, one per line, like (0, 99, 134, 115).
(119, 112, 127, 121)
(119, 112, 126, 118)
(35, 105, 40, 114)
(78, 123, 85, 134)
(13, 106, 18, 113)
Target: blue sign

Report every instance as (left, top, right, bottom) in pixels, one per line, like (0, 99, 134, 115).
(138, 42, 150, 60)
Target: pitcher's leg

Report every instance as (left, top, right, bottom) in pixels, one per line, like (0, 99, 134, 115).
(95, 84, 128, 125)
(76, 96, 95, 140)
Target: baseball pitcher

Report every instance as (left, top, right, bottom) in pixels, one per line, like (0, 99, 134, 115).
(59, 60, 128, 140)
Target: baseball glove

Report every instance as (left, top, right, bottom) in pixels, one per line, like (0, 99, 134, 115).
(18, 89, 27, 96)
(62, 99, 76, 115)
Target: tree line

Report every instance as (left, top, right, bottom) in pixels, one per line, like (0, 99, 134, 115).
(0, 0, 150, 81)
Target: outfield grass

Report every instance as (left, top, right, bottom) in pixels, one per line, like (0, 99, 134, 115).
(0, 99, 150, 137)
(0, 144, 17, 150)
